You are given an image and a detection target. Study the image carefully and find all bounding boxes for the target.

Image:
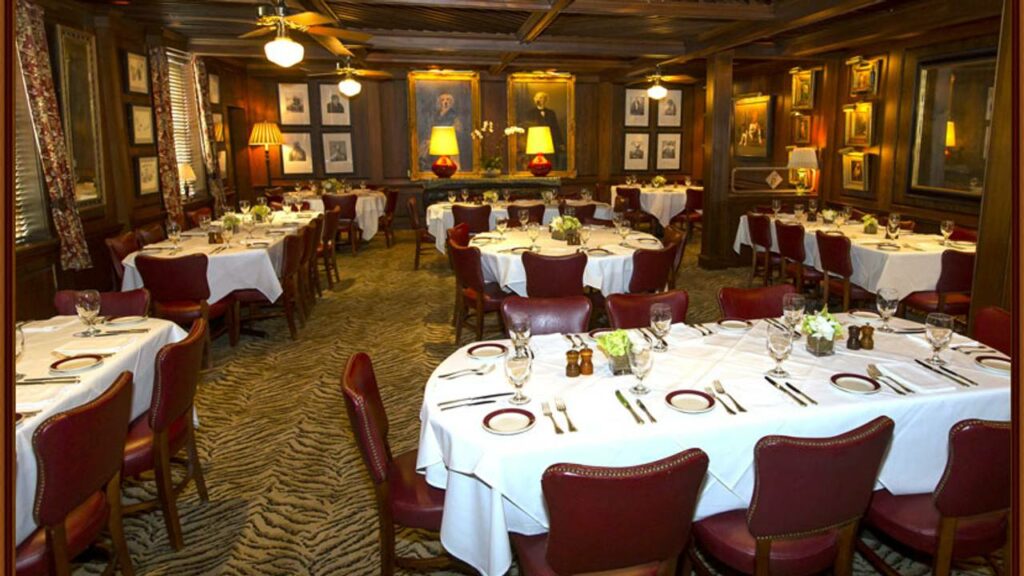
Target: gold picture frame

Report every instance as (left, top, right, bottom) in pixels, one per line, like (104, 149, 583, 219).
(850, 59, 880, 96)
(842, 151, 869, 191)
(791, 70, 814, 111)
(506, 71, 576, 177)
(407, 70, 482, 179)
(844, 102, 873, 147)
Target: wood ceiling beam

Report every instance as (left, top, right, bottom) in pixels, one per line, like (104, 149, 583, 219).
(338, 0, 774, 20)
(490, 51, 520, 75)
(517, 0, 574, 44)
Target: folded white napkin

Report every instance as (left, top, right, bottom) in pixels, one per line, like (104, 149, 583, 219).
(876, 363, 956, 393)
(22, 317, 79, 334)
(54, 336, 132, 356)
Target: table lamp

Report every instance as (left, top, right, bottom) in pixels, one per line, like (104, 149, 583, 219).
(178, 163, 197, 198)
(429, 126, 459, 178)
(526, 126, 554, 177)
(249, 121, 284, 187)
(945, 121, 956, 158)
(787, 147, 819, 194)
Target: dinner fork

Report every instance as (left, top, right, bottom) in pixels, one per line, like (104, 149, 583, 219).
(554, 398, 577, 432)
(541, 402, 564, 434)
(438, 364, 495, 380)
(867, 363, 913, 394)
(713, 380, 746, 413)
(705, 386, 735, 415)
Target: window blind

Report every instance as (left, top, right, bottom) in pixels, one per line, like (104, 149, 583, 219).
(14, 56, 49, 246)
(167, 49, 205, 196)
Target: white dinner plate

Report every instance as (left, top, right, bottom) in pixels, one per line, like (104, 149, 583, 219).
(467, 343, 508, 361)
(106, 315, 147, 327)
(482, 408, 535, 435)
(585, 248, 612, 257)
(875, 242, 901, 251)
(849, 310, 881, 321)
(974, 355, 1010, 375)
(49, 354, 104, 375)
(665, 390, 715, 414)
(830, 373, 881, 394)
(716, 319, 753, 333)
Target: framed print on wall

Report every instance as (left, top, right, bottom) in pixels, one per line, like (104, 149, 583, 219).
(323, 132, 355, 174)
(136, 156, 159, 195)
(623, 133, 649, 171)
(218, 149, 229, 179)
(625, 89, 649, 127)
(791, 70, 814, 110)
(733, 95, 773, 158)
(278, 83, 311, 126)
(842, 151, 869, 191)
(125, 51, 149, 94)
(792, 113, 812, 145)
(407, 70, 481, 179)
(128, 104, 154, 145)
(209, 74, 221, 104)
(850, 59, 880, 96)
(320, 84, 351, 126)
(507, 71, 575, 176)
(657, 90, 682, 127)
(844, 102, 873, 147)
(212, 112, 225, 142)
(281, 132, 314, 175)
(655, 133, 681, 171)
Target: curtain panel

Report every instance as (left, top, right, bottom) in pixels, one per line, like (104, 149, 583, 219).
(15, 0, 92, 270)
(148, 46, 184, 226)
(192, 57, 227, 216)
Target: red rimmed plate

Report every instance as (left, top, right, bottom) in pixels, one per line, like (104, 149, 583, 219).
(974, 355, 1010, 376)
(49, 354, 104, 375)
(482, 408, 535, 435)
(106, 315, 147, 327)
(588, 328, 614, 340)
(467, 342, 508, 361)
(875, 242, 901, 251)
(830, 373, 881, 394)
(665, 390, 715, 414)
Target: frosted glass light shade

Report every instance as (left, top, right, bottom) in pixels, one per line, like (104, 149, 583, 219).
(338, 77, 362, 97)
(264, 35, 304, 68)
(647, 83, 668, 100)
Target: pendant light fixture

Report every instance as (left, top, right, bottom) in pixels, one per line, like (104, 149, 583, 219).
(647, 67, 668, 100)
(338, 74, 362, 97)
(264, 21, 304, 68)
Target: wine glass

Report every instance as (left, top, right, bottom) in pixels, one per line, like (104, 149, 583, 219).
(782, 293, 805, 339)
(460, 189, 469, 203)
(502, 189, 511, 203)
(167, 220, 181, 248)
(15, 323, 25, 380)
(771, 199, 782, 219)
(75, 289, 102, 336)
(581, 188, 592, 202)
(808, 198, 818, 216)
(199, 215, 211, 232)
(887, 213, 901, 239)
(766, 323, 793, 377)
(925, 313, 953, 365)
(256, 196, 267, 207)
(579, 226, 592, 250)
(684, 176, 693, 187)
(616, 220, 632, 246)
(239, 200, 251, 215)
(650, 303, 671, 352)
(940, 220, 955, 245)
(222, 224, 234, 247)
(518, 209, 530, 228)
(841, 206, 852, 223)
(510, 317, 531, 354)
(876, 287, 899, 333)
(527, 223, 541, 251)
(504, 351, 532, 405)
(793, 204, 805, 221)
(834, 210, 847, 230)
(243, 215, 256, 239)
(564, 206, 576, 218)
(496, 218, 508, 239)
(628, 340, 654, 395)
(447, 191, 456, 204)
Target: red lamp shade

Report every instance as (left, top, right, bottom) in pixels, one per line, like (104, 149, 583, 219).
(525, 126, 554, 177)
(429, 126, 459, 179)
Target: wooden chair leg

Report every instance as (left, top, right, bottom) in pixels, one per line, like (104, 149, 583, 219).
(833, 521, 858, 576)
(454, 299, 465, 344)
(186, 423, 209, 502)
(48, 523, 72, 576)
(378, 512, 396, 576)
(842, 279, 851, 312)
(762, 252, 770, 286)
(933, 517, 957, 576)
(475, 300, 485, 341)
(154, 436, 185, 550)
(106, 473, 136, 576)
(284, 286, 299, 339)
(350, 224, 359, 255)
(749, 250, 758, 286)
(753, 538, 771, 576)
(414, 237, 422, 270)
(228, 300, 240, 347)
(322, 253, 334, 289)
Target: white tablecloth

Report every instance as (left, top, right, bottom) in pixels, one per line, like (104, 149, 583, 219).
(15, 317, 188, 545)
(732, 216, 977, 300)
(474, 228, 660, 296)
(301, 190, 386, 240)
(416, 315, 1010, 576)
(426, 201, 614, 253)
(610, 186, 700, 227)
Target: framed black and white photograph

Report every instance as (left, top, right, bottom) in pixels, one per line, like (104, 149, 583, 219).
(625, 89, 649, 127)
(842, 151, 868, 191)
(209, 74, 220, 104)
(323, 132, 355, 174)
(655, 133, 681, 171)
(281, 132, 314, 175)
(278, 83, 311, 126)
(136, 156, 159, 195)
(657, 90, 682, 127)
(128, 104, 154, 145)
(320, 84, 351, 126)
(125, 51, 148, 94)
(623, 133, 649, 171)
(792, 113, 812, 145)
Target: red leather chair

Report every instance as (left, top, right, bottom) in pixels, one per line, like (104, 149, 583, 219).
(775, 220, 823, 293)
(452, 204, 492, 234)
(558, 201, 596, 222)
(500, 295, 592, 336)
(717, 285, 796, 320)
(323, 194, 362, 255)
(663, 224, 688, 290)
(972, 306, 1011, 356)
(614, 187, 656, 232)
(378, 189, 399, 248)
(670, 187, 703, 234)
(450, 242, 509, 342)
(319, 207, 342, 289)
(121, 319, 209, 551)
(54, 288, 151, 318)
(606, 290, 689, 329)
(512, 449, 709, 576)
(859, 419, 1010, 576)
(105, 230, 141, 287)
(185, 207, 212, 230)
(747, 213, 778, 286)
(297, 218, 323, 310)
(235, 234, 305, 339)
(901, 250, 974, 318)
(342, 353, 461, 576)
(507, 203, 545, 228)
(630, 243, 678, 294)
(949, 227, 978, 243)
(523, 251, 586, 298)
(307, 214, 325, 300)
(134, 222, 167, 246)
(815, 231, 873, 312)
(693, 416, 894, 576)
(15, 372, 135, 576)
(408, 197, 436, 271)
(446, 223, 470, 249)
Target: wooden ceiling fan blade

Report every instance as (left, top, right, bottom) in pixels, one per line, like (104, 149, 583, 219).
(660, 74, 698, 83)
(307, 70, 343, 77)
(312, 35, 353, 58)
(305, 26, 373, 43)
(355, 69, 392, 79)
(285, 11, 335, 26)
(238, 27, 275, 39)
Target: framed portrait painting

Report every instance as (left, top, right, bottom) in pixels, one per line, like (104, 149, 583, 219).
(281, 132, 314, 175)
(623, 133, 649, 171)
(842, 151, 869, 191)
(733, 95, 773, 158)
(136, 156, 159, 195)
(320, 84, 351, 127)
(655, 133, 681, 171)
(850, 59, 880, 96)
(625, 89, 649, 127)
(125, 51, 148, 94)
(507, 71, 575, 177)
(323, 132, 355, 174)
(407, 70, 481, 179)
(278, 83, 310, 126)
(792, 113, 812, 145)
(844, 102, 873, 147)
(128, 104, 154, 145)
(791, 70, 814, 111)
(657, 90, 682, 127)
(209, 74, 220, 104)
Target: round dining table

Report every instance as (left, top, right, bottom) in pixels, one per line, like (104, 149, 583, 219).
(610, 185, 701, 227)
(287, 190, 387, 240)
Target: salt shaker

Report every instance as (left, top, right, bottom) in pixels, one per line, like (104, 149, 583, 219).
(579, 347, 594, 376)
(859, 325, 875, 350)
(565, 350, 581, 378)
(847, 325, 862, 350)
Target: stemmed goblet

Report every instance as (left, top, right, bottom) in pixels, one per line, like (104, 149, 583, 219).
(940, 220, 954, 246)
(628, 339, 654, 395)
(876, 288, 899, 333)
(504, 351, 532, 405)
(924, 313, 953, 365)
(649, 303, 671, 352)
(496, 218, 508, 239)
(526, 223, 541, 251)
(518, 209, 530, 229)
(579, 226, 592, 251)
(782, 293, 805, 340)
(615, 220, 632, 246)
(771, 199, 782, 219)
(765, 323, 793, 377)
(75, 289, 102, 337)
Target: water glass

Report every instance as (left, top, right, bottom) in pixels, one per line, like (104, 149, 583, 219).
(75, 289, 102, 336)
(793, 204, 805, 221)
(628, 341, 654, 395)
(940, 220, 955, 245)
(256, 196, 267, 207)
(496, 219, 508, 238)
(771, 199, 782, 218)
(766, 323, 793, 377)
(447, 191, 456, 204)
(782, 293, 805, 338)
(167, 220, 181, 247)
(244, 215, 256, 239)
(684, 176, 693, 187)
(580, 226, 592, 249)
(222, 225, 234, 246)
(527, 223, 541, 250)
(505, 352, 532, 405)
(502, 189, 511, 202)
(518, 209, 530, 228)
(581, 188, 592, 202)
(876, 287, 899, 332)
(925, 313, 953, 365)
(649, 303, 672, 352)
(887, 217, 901, 240)
(616, 220, 632, 245)
(808, 198, 818, 214)
(239, 200, 251, 214)
(510, 318, 531, 352)
(460, 189, 469, 202)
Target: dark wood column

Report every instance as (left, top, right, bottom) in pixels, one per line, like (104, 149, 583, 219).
(699, 50, 734, 269)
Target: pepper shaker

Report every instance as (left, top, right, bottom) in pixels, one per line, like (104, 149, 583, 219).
(565, 350, 581, 378)
(859, 325, 875, 350)
(579, 347, 594, 376)
(847, 325, 862, 350)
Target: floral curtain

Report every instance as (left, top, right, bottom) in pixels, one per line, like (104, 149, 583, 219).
(148, 46, 184, 226)
(15, 0, 92, 270)
(192, 57, 227, 215)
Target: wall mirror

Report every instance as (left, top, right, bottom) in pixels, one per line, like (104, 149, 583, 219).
(909, 54, 996, 198)
(56, 25, 105, 207)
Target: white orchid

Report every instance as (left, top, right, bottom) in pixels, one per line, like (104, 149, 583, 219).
(504, 125, 525, 136)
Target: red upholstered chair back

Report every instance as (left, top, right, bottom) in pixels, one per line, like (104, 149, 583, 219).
(32, 371, 133, 526)
(717, 284, 796, 320)
(950, 226, 978, 242)
(934, 419, 1010, 518)
(322, 206, 342, 245)
(311, 213, 325, 246)
(507, 203, 545, 227)
(280, 233, 305, 279)
(135, 222, 167, 246)
(629, 243, 677, 293)
(53, 289, 151, 318)
(186, 207, 212, 230)
(447, 223, 470, 248)
(616, 187, 642, 212)
(558, 202, 596, 222)
(135, 254, 211, 303)
(341, 352, 393, 484)
(383, 189, 399, 216)
(105, 231, 141, 283)
(936, 249, 975, 293)
(500, 295, 592, 336)
(663, 225, 688, 275)
(542, 449, 709, 574)
(747, 416, 893, 538)
(265, 190, 285, 204)
(881, 216, 916, 231)
(407, 197, 423, 230)
(452, 204, 492, 234)
(323, 194, 358, 220)
(523, 251, 586, 298)
(684, 187, 703, 212)
(299, 223, 318, 266)
(775, 220, 807, 263)
(972, 306, 1011, 356)
(150, 319, 206, 431)
(449, 243, 486, 293)
(816, 231, 854, 278)
(606, 290, 689, 329)
(747, 213, 773, 251)
(270, 202, 285, 212)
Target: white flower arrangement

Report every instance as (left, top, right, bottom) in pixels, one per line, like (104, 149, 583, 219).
(504, 125, 525, 136)
(471, 121, 494, 140)
(651, 175, 667, 188)
(221, 213, 240, 230)
(482, 190, 499, 203)
(550, 215, 581, 233)
(801, 307, 843, 340)
(321, 178, 344, 193)
(820, 208, 836, 222)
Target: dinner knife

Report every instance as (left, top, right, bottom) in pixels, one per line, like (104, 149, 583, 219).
(894, 328, 926, 334)
(764, 376, 806, 406)
(615, 390, 644, 424)
(935, 364, 980, 387)
(440, 399, 498, 411)
(786, 382, 817, 405)
(437, 392, 514, 408)
(913, 359, 971, 388)
(635, 398, 657, 423)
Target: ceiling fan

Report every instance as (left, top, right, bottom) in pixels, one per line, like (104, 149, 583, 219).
(238, 0, 373, 67)
(308, 58, 392, 97)
(629, 66, 698, 99)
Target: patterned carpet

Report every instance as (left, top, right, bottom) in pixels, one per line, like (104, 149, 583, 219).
(76, 229, 995, 576)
